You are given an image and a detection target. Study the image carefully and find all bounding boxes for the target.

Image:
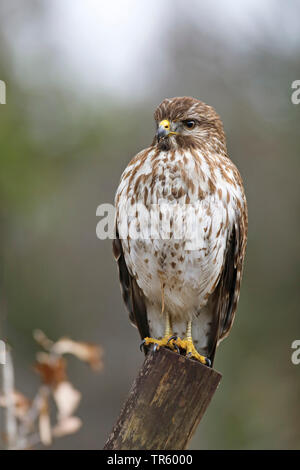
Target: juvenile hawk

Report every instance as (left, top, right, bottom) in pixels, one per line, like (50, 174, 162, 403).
(113, 97, 247, 366)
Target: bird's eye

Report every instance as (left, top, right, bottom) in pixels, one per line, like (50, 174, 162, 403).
(184, 120, 196, 129)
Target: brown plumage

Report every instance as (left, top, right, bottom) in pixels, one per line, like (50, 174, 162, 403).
(113, 97, 248, 366)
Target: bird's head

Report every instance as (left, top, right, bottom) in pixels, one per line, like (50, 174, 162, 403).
(153, 96, 226, 152)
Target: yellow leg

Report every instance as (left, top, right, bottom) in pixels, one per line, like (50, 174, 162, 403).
(142, 313, 176, 350)
(175, 321, 209, 365)
(142, 280, 176, 351)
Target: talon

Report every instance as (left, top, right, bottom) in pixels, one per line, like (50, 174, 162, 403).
(167, 335, 180, 354)
(141, 335, 175, 352)
(205, 357, 211, 367)
(174, 336, 209, 365)
(139, 339, 146, 352)
(167, 335, 177, 343)
(167, 335, 181, 353)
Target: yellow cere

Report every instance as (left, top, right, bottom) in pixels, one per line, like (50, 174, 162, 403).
(159, 119, 178, 136)
(159, 119, 170, 130)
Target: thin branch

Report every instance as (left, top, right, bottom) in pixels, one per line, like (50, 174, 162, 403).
(2, 348, 18, 449)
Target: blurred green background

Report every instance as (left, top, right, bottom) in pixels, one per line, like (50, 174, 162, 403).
(0, 0, 299, 449)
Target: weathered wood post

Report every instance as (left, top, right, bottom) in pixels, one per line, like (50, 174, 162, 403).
(104, 347, 222, 450)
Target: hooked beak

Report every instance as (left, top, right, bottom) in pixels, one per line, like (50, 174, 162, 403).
(156, 119, 177, 141)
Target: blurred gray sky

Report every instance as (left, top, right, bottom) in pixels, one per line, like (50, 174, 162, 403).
(3, 0, 300, 100)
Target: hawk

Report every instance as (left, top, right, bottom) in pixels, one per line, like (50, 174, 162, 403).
(113, 97, 247, 366)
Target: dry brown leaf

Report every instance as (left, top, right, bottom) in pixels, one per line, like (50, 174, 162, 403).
(33, 329, 54, 351)
(0, 390, 31, 419)
(52, 338, 104, 371)
(34, 353, 67, 386)
(53, 381, 81, 419)
(52, 416, 82, 438)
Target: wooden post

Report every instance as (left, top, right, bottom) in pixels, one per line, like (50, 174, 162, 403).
(104, 347, 222, 450)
